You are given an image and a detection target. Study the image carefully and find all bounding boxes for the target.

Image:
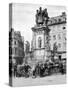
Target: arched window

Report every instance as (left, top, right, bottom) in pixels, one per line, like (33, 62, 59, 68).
(38, 37, 42, 48)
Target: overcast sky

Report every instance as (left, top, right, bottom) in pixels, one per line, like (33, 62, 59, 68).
(12, 3, 66, 45)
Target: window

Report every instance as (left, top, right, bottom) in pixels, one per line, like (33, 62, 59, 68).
(15, 48, 18, 55)
(63, 42, 66, 47)
(55, 19, 57, 23)
(58, 43, 61, 48)
(58, 18, 61, 22)
(53, 42, 57, 51)
(63, 27, 66, 29)
(53, 35, 56, 40)
(58, 34, 61, 39)
(14, 40, 17, 45)
(65, 37, 66, 41)
(65, 17, 66, 21)
(15, 41, 16, 45)
(12, 48, 14, 55)
(51, 21, 52, 24)
(38, 37, 42, 48)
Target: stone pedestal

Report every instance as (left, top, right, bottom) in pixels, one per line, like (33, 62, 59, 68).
(31, 7, 50, 65)
(32, 25, 50, 64)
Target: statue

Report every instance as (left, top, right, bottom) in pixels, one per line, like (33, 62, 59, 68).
(38, 7, 42, 15)
(42, 9, 48, 17)
(36, 7, 43, 25)
(36, 10, 39, 24)
(42, 8, 49, 25)
(35, 7, 49, 25)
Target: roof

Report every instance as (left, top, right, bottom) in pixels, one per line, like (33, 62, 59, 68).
(48, 12, 66, 26)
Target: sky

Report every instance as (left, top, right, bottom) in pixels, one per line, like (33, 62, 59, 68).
(12, 3, 66, 46)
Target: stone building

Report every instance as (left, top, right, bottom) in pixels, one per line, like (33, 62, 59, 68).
(9, 28, 24, 65)
(48, 12, 66, 61)
(31, 7, 66, 64)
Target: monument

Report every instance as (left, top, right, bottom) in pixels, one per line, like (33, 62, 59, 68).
(32, 7, 50, 64)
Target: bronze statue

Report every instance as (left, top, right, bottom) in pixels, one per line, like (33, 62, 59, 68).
(42, 8, 49, 25)
(35, 7, 49, 25)
(39, 7, 42, 15)
(36, 7, 43, 25)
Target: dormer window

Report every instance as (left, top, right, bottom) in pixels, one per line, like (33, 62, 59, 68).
(58, 18, 61, 22)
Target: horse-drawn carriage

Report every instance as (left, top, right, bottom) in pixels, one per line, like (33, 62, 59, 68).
(16, 64, 31, 78)
(13, 58, 66, 78)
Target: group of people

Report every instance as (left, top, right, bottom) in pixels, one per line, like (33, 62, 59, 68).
(33, 61, 66, 78)
(12, 60, 66, 78)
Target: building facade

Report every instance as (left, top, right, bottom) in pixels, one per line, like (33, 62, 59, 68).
(9, 28, 24, 65)
(48, 12, 66, 60)
(32, 7, 50, 63)
(31, 7, 66, 64)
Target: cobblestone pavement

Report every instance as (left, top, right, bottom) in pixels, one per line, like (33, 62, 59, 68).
(12, 74, 66, 87)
